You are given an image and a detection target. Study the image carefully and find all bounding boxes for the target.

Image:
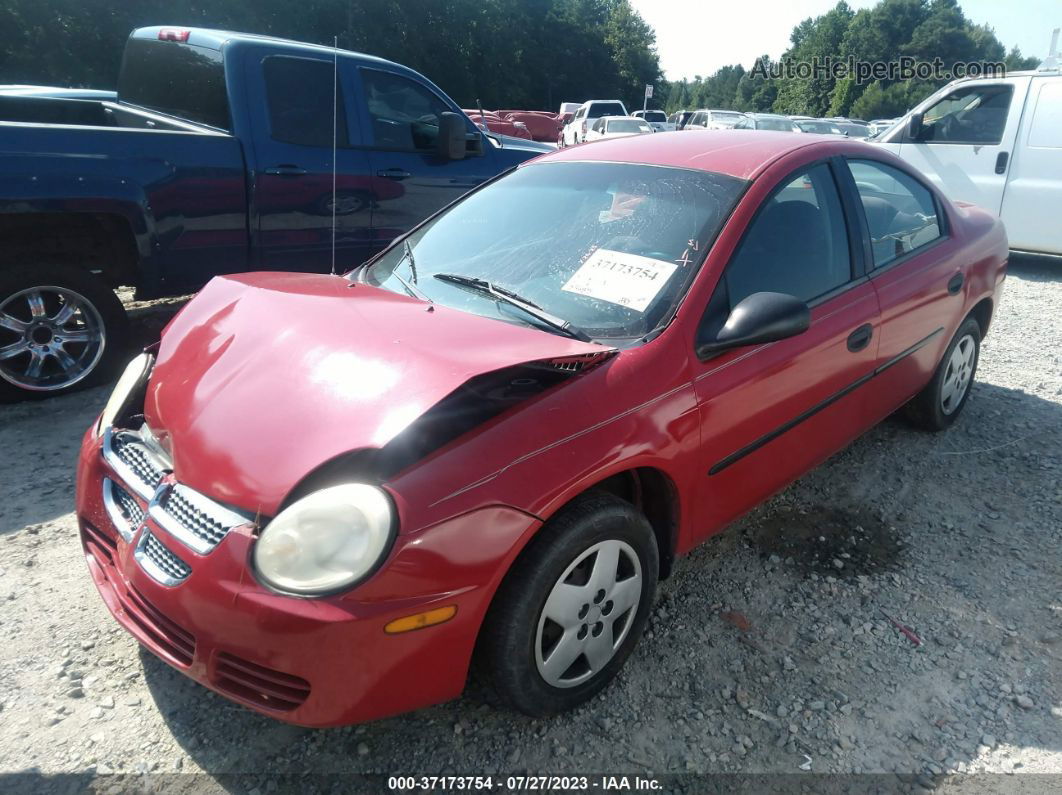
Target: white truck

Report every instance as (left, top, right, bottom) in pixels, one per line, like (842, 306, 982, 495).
(875, 39, 1061, 257)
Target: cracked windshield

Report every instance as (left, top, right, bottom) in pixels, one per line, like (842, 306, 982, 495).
(362, 162, 746, 340)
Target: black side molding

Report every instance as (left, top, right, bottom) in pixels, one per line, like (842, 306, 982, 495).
(707, 327, 944, 475)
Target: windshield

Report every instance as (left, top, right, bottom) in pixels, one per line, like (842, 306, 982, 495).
(714, 112, 744, 122)
(361, 162, 746, 340)
(796, 120, 841, 134)
(643, 111, 667, 122)
(758, 117, 795, 131)
(607, 119, 650, 133)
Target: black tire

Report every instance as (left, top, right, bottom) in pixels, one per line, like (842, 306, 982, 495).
(477, 492, 658, 717)
(903, 317, 981, 432)
(0, 264, 128, 403)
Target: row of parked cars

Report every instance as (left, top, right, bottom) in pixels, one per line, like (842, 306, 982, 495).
(556, 99, 902, 146)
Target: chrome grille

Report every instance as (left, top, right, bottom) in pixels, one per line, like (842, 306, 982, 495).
(101, 478, 144, 542)
(135, 530, 191, 586)
(114, 483, 144, 527)
(103, 428, 169, 500)
(149, 483, 250, 555)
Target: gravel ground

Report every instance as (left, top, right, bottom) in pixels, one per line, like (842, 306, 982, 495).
(0, 260, 1059, 792)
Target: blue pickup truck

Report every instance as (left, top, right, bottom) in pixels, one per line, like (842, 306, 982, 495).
(0, 26, 550, 401)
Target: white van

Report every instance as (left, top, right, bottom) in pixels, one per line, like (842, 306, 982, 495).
(875, 66, 1062, 256)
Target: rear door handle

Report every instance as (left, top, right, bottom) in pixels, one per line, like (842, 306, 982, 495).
(994, 152, 1009, 174)
(947, 271, 964, 295)
(376, 169, 412, 180)
(263, 165, 307, 176)
(847, 324, 873, 353)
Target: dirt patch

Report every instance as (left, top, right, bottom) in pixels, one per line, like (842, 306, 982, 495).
(744, 505, 903, 578)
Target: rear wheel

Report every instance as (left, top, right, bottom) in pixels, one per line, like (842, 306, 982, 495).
(478, 492, 658, 716)
(903, 317, 980, 431)
(0, 265, 128, 402)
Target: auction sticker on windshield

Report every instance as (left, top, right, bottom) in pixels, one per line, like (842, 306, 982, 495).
(562, 248, 677, 312)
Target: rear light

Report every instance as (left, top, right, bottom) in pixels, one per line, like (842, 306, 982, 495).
(581, 121, 587, 133)
(158, 28, 191, 42)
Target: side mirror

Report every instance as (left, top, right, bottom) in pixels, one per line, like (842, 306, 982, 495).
(697, 292, 810, 358)
(907, 111, 924, 141)
(437, 112, 467, 161)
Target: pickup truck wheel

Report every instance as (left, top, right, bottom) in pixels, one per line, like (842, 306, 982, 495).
(477, 492, 658, 717)
(903, 317, 980, 432)
(0, 265, 127, 402)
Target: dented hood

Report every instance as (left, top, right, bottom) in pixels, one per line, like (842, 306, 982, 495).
(144, 272, 612, 515)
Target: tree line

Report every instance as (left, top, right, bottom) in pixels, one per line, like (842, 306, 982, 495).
(663, 0, 1041, 120)
(0, 0, 1042, 119)
(0, 0, 661, 111)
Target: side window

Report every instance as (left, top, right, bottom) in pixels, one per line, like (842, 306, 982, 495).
(723, 163, 852, 308)
(361, 69, 450, 151)
(848, 159, 942, 268)
(919, 84, 1013, 145)
(264, 56, 349, 147)
(592, 117, 606, 132)
(1028, 81, 1062, 148)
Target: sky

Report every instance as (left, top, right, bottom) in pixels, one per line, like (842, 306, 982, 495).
(628, 0, 1060, 81)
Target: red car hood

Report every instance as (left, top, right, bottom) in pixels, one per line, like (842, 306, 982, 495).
(144, 272, 612, 515)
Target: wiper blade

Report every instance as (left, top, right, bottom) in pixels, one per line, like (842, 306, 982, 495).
(432, 273, 592, 342)
(393, 239, 431, 302)
(403, 239, 419, 284)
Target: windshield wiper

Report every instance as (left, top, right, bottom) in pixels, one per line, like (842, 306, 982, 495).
(432, 273, 592, 342)
(403, 239, 420, 284)
(392, 240, 431, 302)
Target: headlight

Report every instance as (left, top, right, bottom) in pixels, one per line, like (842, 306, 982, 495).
(96, 352, 153, 436)
(253, 484, 395, 596)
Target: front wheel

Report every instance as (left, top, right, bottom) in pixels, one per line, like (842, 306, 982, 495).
(477, 492, 658, 716)
(903, 317, 980, 431)
(0, 265, 128, 402)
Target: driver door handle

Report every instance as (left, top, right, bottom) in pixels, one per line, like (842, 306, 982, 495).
(995, 152, 1009, 174)
(847, 324, 873, 353)
(377, 169, 412, 180)
(263, 165, 307, 176)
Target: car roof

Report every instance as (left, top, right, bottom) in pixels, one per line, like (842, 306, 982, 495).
(535, 129, 854, 180)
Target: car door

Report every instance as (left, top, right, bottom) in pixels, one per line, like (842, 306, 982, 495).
(894, 78, 1030, 214)
(999, 77, 1062, 255)
(691, 160, 881, 536)
(245, 51, 376, 273)
(355, 67, 496, 252)
(843, 157, 963, 420)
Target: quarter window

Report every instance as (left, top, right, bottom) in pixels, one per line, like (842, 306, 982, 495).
(918, 84, 1013, 145)
(361, 69, 450, 151)
(264, 57, 349, 147)
(848, 160, 942, 268)
(721, 163, 852, 308)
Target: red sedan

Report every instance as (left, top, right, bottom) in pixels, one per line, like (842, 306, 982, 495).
(75, 131, 1006, 727)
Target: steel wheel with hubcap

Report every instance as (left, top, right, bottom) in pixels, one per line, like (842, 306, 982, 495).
(904, 316, 981, 431)
(535, 539, 642, 688)
(0, 265, 128, 402)
(940, 334, 975, 415)
(478, 492, 658, 716)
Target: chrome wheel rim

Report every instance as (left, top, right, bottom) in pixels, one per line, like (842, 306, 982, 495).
(0, 285, 106, 391)
(940, 333, 976, 415)
(535, 539, 642, 689)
